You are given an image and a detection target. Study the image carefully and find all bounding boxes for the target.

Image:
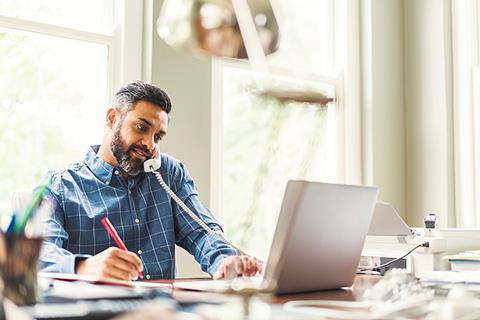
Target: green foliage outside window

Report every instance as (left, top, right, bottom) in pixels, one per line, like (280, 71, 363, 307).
(0, 29, 107, 215)
(221, 67, 337, 259)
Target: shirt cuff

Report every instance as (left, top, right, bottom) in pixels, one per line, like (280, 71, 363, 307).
(56, 254, 91, 274)
(208, 254, 232, 277)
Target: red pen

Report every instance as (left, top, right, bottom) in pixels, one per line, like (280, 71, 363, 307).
(101, 217, 143, 279)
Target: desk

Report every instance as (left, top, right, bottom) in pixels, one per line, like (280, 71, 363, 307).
(11, 274, 382, 320)
(152, 274, 381, 305)
(160, 275, 382, 319)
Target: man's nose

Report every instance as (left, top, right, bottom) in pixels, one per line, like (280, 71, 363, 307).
(142, 135, 156, 154)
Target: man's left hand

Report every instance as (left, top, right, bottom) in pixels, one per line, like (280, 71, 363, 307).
(213, 256, 263, 280)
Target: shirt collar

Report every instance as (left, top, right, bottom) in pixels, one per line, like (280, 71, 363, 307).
(84, 145, 115, 184)
(84, 145, 147, 187)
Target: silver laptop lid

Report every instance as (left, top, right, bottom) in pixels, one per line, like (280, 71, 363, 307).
(264, 181, 378, 294)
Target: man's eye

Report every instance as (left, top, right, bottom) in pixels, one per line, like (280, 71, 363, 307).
(154, 134, 162, 143)
(136, 124, 146, 132)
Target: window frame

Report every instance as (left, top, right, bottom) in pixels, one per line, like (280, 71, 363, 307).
(0, 0, 144, 214)
(210, 0, 363, 223)
(0, 0, 143, 101)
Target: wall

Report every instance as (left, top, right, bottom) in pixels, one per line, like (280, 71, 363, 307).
(145, 0, 458, 278)
(364, 0, 456, 227)
(147, 0, 212, 277)
(403, 0, 455, 227)
(362, 0, 406, 219)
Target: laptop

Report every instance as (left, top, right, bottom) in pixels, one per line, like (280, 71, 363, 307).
(175, 180, 378, 295)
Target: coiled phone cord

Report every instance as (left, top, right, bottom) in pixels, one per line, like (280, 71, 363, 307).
(150, 167, 248, 257)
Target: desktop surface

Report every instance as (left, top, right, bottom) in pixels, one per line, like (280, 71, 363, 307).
(12, 275, 382, 320)
(156, 274, 381, 303)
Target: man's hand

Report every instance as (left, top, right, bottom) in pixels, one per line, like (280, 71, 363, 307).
(213, 256, 262, 280)
(75, 247, 143, 281)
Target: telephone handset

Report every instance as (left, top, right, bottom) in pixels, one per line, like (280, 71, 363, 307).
(143, 158, 246, 256)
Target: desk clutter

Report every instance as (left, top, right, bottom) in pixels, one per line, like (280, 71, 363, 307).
(2, 183, 480, 319)
(0, 179, 54, 306)
(10, 273, 174, 319)
(281, 269, 480, 320)
(4, 269, 480, 319)
(445, 250, 480, 271)
(29, 271, 480, 319)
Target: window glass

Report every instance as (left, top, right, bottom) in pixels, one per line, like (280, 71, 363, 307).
(267, 0, 337, 76)
(219, 0, 341, 259)
(0, 27, 107, 213)
(0, 0, 115, 34)
(221, 66, 338, 259)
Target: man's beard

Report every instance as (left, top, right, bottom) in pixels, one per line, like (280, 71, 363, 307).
(110, 125, 152, 176)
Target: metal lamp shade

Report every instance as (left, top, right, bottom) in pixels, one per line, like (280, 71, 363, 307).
(157, 0, 279, 59)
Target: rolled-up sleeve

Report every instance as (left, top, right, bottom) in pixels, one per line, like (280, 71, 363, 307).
(39, 176, 90, 274)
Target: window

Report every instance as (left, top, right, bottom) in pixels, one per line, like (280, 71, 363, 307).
(0, 1, 142, 215)
(0, 0, 115, 34)
(451, 0, 480, 226)
(212, 0, 347, 258)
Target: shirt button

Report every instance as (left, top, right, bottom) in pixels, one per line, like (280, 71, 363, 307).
(134, 218, 140, 224)
(146, 274, 151, 280)
(105, 180, 110, 185)
(114, 170, 119, 175)
(137, 249, 143, 255)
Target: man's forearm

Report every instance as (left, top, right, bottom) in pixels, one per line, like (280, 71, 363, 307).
(39, 241, 91, 274)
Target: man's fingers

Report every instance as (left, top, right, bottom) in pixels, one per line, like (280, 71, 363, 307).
(234, 256, 244, 274)
(104, 257, 138, 279)
(257, 260, 264, 273)
(213, 256, 262, 280)
(246, 258, 257, 276)
(234, 256, 260, 277)
(111, 248, 143, 272)
(213, 267, 225, 280)
(246, 258, 254, 275)
(78, 248, 144, 280)
(234, 256, 244, 275)
(241, 256, 250, 274)
(102, 265, 133, 281)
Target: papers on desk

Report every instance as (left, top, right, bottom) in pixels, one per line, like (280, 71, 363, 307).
(445, 250, 480, 271)
(420, 270, 480, 285)
(38, 272, 172, 289)
(45, 280, 146, 300)
(38, 273, 173, 304)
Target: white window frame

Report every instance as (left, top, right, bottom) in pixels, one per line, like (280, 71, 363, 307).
(209, 0, 358, 220)
(451, 0, 480, 226)
(0, 0, 144, 102)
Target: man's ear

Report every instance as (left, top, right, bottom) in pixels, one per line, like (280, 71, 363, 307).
(106, 108, 118, 129)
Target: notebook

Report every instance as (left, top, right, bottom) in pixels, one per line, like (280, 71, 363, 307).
(174, 180, 378, 294)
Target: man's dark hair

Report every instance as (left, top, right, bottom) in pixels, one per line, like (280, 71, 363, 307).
(114, 81, 172, 115)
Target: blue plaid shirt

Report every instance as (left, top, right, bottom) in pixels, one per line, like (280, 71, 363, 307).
(39, 145, 236, 279)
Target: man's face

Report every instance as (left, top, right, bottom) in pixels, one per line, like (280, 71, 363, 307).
(110, 101, 169, 176)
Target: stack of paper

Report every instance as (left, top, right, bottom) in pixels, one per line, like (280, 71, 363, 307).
(445, 250, 480, 271)
(420, 270, 480, 284)
(38, 272, 173, 289)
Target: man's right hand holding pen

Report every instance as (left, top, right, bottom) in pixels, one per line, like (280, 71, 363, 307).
(76, 217, 143, 281)
(75, 247, 143, 281)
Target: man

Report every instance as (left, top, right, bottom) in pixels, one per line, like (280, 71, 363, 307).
(40, 81, 261, 280)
